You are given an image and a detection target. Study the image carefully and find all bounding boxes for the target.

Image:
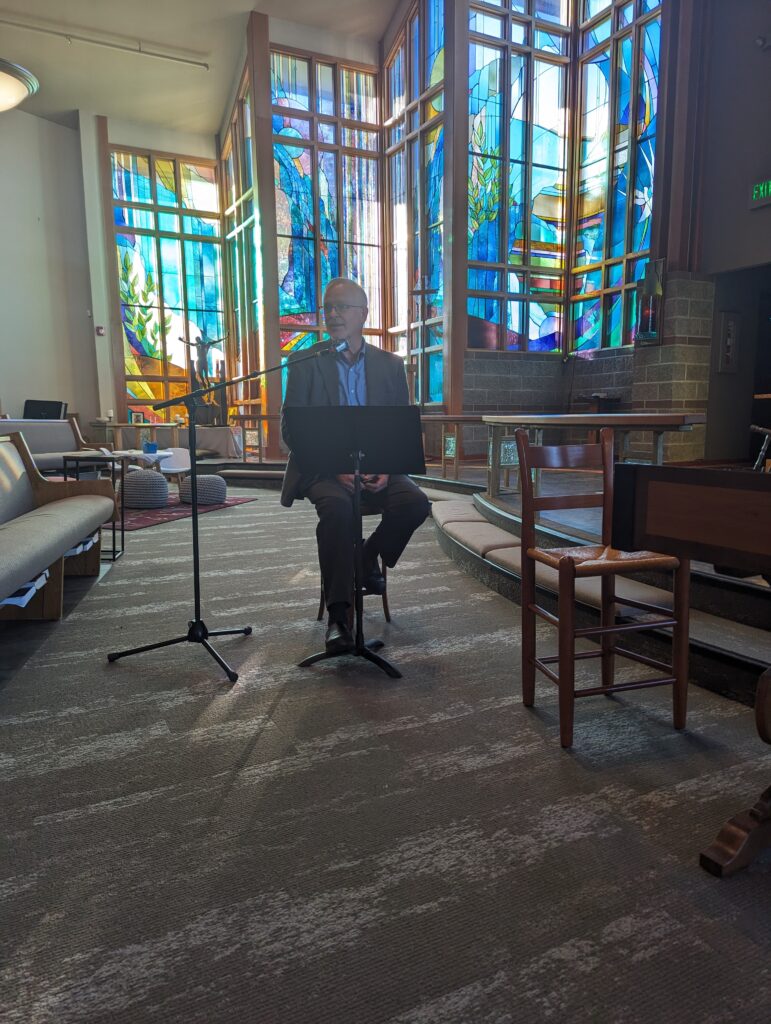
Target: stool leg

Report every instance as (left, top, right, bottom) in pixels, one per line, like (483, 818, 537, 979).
(381, 560, 391, 623)
(317, 574, 326, 622)
(558, 560, 576, 748)
(521, 553, 536, 707)
(672, 558, 691, 730)
(601, 574, 616, 693)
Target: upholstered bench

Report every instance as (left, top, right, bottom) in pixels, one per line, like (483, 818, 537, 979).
(0, 432, 116, 621)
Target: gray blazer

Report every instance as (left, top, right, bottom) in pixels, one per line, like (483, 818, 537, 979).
(280, 341, 410, 507)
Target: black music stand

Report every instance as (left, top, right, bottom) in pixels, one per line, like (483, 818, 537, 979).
(284, 405, 426, 678)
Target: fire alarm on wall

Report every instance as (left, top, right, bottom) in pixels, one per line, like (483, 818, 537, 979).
(95, 325, 106, 336)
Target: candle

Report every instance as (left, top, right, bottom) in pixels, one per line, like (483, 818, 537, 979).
(106, 409, 114, 420)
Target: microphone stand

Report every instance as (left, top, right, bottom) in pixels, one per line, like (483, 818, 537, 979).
(106, 340, 348, 683)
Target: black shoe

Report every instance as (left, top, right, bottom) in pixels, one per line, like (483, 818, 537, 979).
(362, 546, 386, 595)
(325, 620, 354, 654)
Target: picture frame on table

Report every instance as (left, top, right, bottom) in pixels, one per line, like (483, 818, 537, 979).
(129, 411, 146, 424)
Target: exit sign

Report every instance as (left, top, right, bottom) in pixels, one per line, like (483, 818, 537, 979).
(750, 178, 771, 209)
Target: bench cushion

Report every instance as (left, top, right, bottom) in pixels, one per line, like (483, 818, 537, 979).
(0, 435, 37, 524)
(0, 495, 114, 599)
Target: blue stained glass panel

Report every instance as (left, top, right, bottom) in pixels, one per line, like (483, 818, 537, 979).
(427, 350, 443, 404)
(508, 161, 526, 264)
(410, 15, 420, 101)
(318, 122, 336, 144)
(633, 18, 660, 251)
(317, 64, 335, 116)
(112, 152, 151, 204)
(342, 156, 379, 245)
(274, 144, 314, 239)
(505, 300, 525, 351)
(425, 124, 444, 317)
(642, 0, 661, 11)
(469, 10, 504, 38)
(632, 257, 649, 281)
(426, 0, 445, 87)
(180, 164, 218, 212)
(573, 297, 602, 351)
(341, 69, 377, 123)
(272, 114, 311, 140)
(159, 237, 182, 309)
(469, 44, 503, 155)
(277, 236, 316, 324)
(532, 61, 567, 169)
(535, 0, 570, 26)
(511, 21, 528, 45)
(468, 268, 501, 290)
(183, 240, 222, 313)
(530, 165, 565, 268)
(576, 48, 610, 265)
(529, 302, 562, 352)
(468, 154, 502, 262)
(609, 35, 632, 257)
(468, 296, 501, 351)
(389, 44, 406, 118)
(343, 244, 381, 328)
(619, 3, 634, 27)
(584, 18, 611, 50)
(584, 0, 612, 19)
(535, 31, 567, 55)
(510, 54, 527, 162)
(114, 207, 154, 231)
(318, 151, 338, 241)
(574, 268, 602, 294)
(319, 240, 339, 298)
(607, 262, 624, 287)
(271, 53, 310, 110)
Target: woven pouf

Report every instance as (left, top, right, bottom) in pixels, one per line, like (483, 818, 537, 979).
(179, 474, 227, 505)
(122, 468, 169, 509)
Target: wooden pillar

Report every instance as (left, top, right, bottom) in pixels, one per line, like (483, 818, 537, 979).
(248, 12, 283, 460)
(444, 0, 469, 415)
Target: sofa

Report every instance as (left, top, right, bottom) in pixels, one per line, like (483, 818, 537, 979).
(0, 416, 101, 472)
(0, 432, 117, 621)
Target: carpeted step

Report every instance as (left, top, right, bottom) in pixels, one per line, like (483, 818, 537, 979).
(442, 520, 520, 557)
(431, 499, 486, 527)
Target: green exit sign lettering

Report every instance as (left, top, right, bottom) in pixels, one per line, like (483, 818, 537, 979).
(750, 178, 771, 209)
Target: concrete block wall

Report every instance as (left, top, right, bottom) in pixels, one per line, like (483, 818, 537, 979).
(630, 273, 714, 462)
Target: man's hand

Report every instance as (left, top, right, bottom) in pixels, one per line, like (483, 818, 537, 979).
(335, 474, 356, 492)
(362, 474, 389, 493)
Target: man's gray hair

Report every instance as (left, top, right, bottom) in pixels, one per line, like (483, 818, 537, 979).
(323, 277, 369, 306)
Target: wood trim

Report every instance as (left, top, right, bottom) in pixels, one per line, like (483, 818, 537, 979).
(0, 556, 64, 622)
(98, 115, 128, 423)
(248, 11, 282, 457)
(446, 0, 468, 412)
(107, 143, 218, 168)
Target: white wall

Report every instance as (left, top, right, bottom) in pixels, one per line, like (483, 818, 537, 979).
(269, 18, 378, 65)
(107, 119, 217, 161)
(0, 110, 99, 423)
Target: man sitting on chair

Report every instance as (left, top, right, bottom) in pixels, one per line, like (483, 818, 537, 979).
(280, 277, 430, 654)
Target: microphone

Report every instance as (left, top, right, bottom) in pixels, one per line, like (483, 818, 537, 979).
(319, 338, 349, 355)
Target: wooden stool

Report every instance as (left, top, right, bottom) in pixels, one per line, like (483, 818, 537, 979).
(317, 558, 391, 623)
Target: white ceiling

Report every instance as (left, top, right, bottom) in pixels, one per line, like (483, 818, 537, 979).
(0, 1, 398, 133)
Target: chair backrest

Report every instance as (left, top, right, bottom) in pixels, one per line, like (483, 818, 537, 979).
(160, 447, 191, 474)
(0, 418, 76, 454)
(0, 434, 38, 524)
(515, 427, 615, 547)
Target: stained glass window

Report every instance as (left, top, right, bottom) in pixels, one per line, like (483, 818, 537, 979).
(569, 4, 662, 350)
(111, 150, 224, 420)
(270, 49, 382, 357)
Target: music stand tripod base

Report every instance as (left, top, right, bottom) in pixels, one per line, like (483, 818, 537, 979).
(298, 636, 402, 678)
(108, 619, 252, 684)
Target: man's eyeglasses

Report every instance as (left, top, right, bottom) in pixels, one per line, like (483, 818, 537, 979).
(323, 303, 366, 315)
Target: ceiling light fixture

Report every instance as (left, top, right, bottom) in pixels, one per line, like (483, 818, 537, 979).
(0, 58, 38, 111)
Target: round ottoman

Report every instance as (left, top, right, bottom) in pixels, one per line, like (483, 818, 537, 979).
(122, 469, 169, 509)
(179, 474, 227, 505)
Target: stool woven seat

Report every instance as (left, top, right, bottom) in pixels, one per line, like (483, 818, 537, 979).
(179, 474, 227, 505)
(122, 469, 169, 509)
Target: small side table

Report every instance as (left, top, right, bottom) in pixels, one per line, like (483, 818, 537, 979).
(62, 454, 125, 562)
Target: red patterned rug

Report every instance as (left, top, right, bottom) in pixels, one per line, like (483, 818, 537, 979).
(123, 495, 257, 531)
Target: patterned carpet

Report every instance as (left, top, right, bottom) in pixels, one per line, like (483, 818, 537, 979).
(1, 491, 770, 1024)
(122, 495, 256, 531)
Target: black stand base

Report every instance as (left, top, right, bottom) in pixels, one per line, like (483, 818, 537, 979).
(299, 637, 402, 678)
(107, 619, 252, 683)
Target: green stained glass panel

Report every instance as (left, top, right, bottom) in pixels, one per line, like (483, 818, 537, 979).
(183, 240, 222, 313)
(573, 296, 602, 351)
(576, 48, 610, 266)
(277, 237, 316, 325)
(469, 44, 503, 156)
(318, 150, 338, 242)
(604, 291, 623, 348)
(427, 350, 443, 404)
(633, 17, 660, 252)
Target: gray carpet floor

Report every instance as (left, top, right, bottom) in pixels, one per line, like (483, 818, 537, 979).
(1, 491, 770, 1024)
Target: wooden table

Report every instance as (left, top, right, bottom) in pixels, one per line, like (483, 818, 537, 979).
(484, 413, 706, 497)
(613, 463, 771, 877)
(420, 415, 486, 479)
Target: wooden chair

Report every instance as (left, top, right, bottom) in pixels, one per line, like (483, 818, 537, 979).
(515, 427, 690, 748)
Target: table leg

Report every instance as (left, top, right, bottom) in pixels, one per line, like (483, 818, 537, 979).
(488, 425, 501, 498)
(653, 430, 665, 464)
(441, 425, 447, 478)
(700, 671, 771, 877)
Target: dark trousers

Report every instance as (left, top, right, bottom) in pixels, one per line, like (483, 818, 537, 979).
(305, 475, 431, 609)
